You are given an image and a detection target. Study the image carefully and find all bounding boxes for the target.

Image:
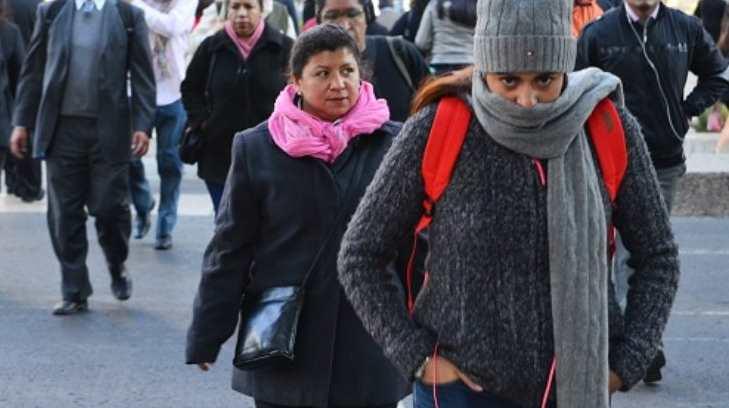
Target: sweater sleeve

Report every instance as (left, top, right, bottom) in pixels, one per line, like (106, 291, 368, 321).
(608, 107, 681, 389)
(337, 105, 439, 379)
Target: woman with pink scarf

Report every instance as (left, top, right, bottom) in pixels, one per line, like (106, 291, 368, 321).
(186, 24, 409, 408)
(182, 0, 293, 214)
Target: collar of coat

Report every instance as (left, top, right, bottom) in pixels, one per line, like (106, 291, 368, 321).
(209, 23, 288, 57)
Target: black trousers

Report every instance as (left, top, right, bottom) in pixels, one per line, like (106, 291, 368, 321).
(3, 144, 42, 198)
(46, 116, 131, 301)
(255, 401, 397, 408)
(0, 147, 6, 175)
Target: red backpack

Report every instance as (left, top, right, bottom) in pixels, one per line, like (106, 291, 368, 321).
(406, 96, 628, 408)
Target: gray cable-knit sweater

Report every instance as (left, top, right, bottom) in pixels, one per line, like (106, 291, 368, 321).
(337, 101, 680, 407)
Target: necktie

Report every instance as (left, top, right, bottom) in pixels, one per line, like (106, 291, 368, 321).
(82, 0, 95, 15)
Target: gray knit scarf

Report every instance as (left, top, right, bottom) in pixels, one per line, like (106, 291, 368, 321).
(141, 0, 176, 79)
(471, 67, 623, 408)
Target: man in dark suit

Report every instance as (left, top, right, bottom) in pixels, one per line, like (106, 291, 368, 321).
(10, 0, 156, 315)
(3, 0, 43, 202)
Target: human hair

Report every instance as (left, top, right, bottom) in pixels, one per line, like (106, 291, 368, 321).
(411, 66, 474, 114)
(314, 0, 376, 24)
(288, 23, 363, 80)
(225, 0, 264, 16)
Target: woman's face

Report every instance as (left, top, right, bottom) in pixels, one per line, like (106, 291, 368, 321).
(295, 48, 361, 122)
(319, 0, 368, 51)
(228, 0, 263, 38)
(484, 72, 565, 108)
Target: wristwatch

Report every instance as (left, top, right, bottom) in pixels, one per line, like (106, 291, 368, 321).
(414, 356, 431, 379)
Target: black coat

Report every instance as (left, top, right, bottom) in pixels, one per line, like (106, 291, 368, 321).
(186, 121, 409, 406)
(577, 3, 729, 169)
(365, 35, 430, 122)
(0, 21, 24, 148)
(6, 0, 41, 44)
(181, 27, 292, 184)
(694, 0, 727, 43)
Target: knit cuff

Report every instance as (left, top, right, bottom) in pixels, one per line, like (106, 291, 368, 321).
(389, 327, 439, 380)
(609, 341, 647, 390)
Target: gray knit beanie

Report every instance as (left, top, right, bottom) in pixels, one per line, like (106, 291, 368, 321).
(473, 0, 576, 73)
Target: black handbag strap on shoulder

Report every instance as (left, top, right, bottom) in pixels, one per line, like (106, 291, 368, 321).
(297, 144, 371, 290)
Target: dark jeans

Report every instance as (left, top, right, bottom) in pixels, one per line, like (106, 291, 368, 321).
(129, 100, 186, 239)
(4, 145, 42, 198)
(205, 180, 224, 216)
(256, 400, 397, 408)
(46, 116, 131, 301)
(413, 380, 553, 408)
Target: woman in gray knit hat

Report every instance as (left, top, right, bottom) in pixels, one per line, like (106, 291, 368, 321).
(337, 0, 680, 407)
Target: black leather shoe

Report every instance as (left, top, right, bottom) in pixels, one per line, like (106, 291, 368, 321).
(154, 236, 173, 250)
(134, 199, 155, 239)
(643, 349, 666, 384)
(110, 267, 132, 301)
(52, 300, 88, 316)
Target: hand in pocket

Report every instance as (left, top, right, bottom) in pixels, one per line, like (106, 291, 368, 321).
(422, 356, 483, 392)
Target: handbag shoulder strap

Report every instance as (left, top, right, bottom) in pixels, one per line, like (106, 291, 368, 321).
(299, 140, 373, 288)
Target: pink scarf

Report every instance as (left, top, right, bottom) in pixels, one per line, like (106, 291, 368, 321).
(224, 20, 265, 60)
(268, 81, 390, 163)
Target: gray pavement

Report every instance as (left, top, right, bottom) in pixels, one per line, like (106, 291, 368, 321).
(1, 172, 728, 407)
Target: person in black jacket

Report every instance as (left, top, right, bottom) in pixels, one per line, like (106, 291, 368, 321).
(0, 0, 24, 174)
(316, 0, 430, 121)
(186, 24, 408, 408)
(3, 0, 42, 202)
(577, 0, 729, 384)
(181, 0, 293, 214)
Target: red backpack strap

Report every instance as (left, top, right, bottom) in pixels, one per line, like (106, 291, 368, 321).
(587, 98, 628, 258)
(587, 98, 627, 202)
(405, 97, 471, 314)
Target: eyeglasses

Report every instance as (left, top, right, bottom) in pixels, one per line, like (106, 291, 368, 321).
(321, 8, 364, 22)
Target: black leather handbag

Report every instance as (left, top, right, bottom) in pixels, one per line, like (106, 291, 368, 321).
(233, 285, 305, 369)
(233, 151, 367, 370)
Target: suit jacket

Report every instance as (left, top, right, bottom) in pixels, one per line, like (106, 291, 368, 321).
(6, 0, 42, 44)
(12, 0, 156, 162)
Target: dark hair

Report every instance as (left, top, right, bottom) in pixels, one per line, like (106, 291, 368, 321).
(411, 66, 473, 114)
(289, 24, 363, 79)
(315, 0, 376, 24)
(225, 0, 265, 16)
